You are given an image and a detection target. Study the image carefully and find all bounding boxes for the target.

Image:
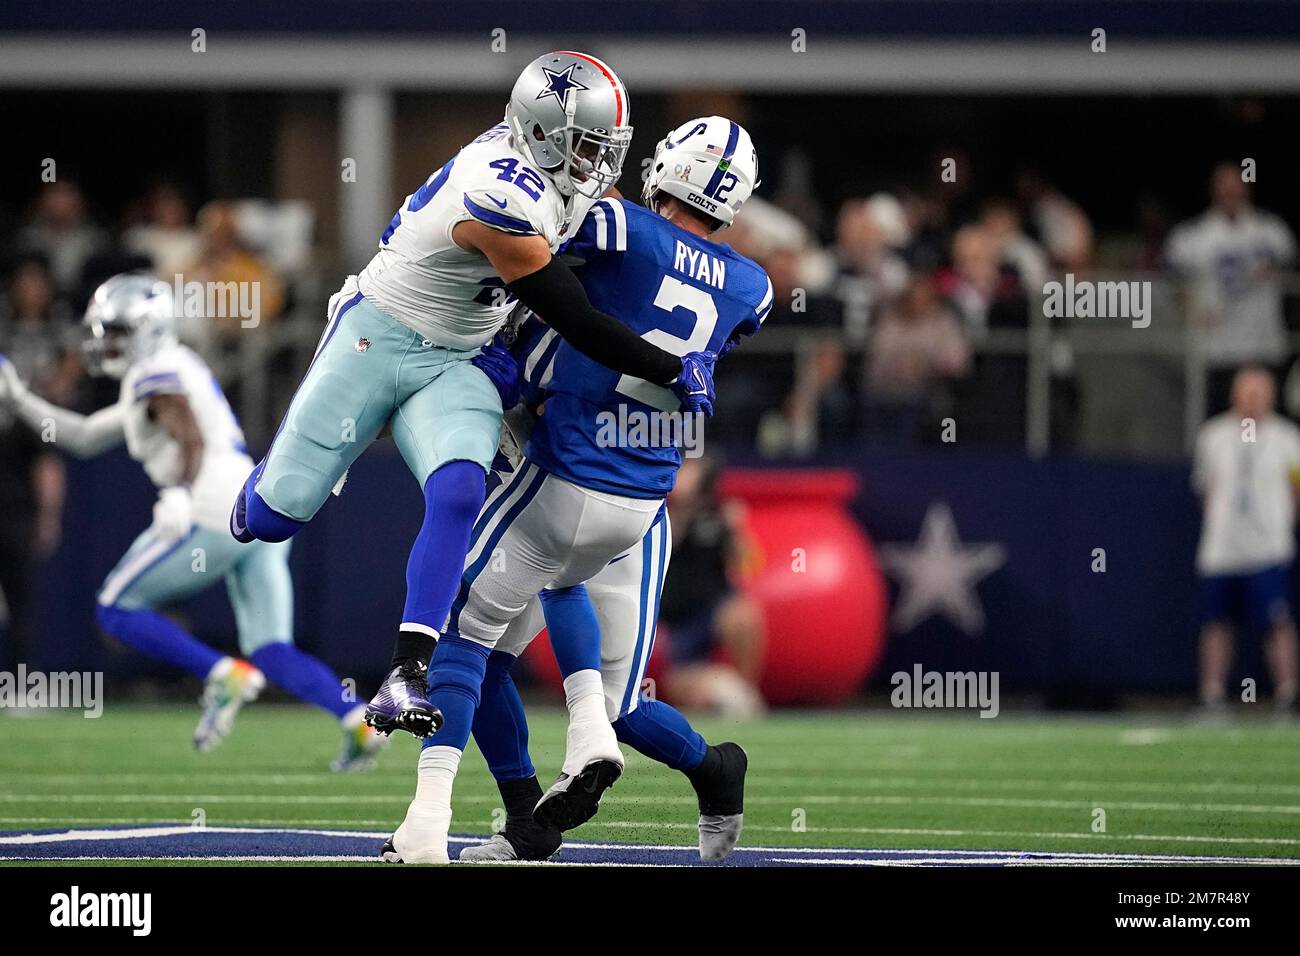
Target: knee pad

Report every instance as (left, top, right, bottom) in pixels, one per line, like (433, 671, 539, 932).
(428, 635, 491, 705)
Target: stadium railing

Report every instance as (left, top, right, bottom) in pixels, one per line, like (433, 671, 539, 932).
(213, 271, 1300, 462)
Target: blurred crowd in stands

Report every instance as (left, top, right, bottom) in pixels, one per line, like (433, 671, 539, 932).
(0, 181, 291, 408)
(719, 161, 1296, 456)
(2, 160, 1297, 468)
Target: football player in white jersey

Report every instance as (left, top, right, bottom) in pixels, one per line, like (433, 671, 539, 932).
(0, 274, 385, 770)
(229, 51, 720, 741)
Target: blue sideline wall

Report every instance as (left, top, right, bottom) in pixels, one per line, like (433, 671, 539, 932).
(22, 445, 1249, 698)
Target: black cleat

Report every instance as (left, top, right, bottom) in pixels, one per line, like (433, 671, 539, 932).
(364, 660, 444, 738)
(379, 836, 403, 863)
(688, 742, 748, 862)
(532, 759, 623, 832)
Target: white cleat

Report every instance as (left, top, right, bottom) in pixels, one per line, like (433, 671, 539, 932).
(193, 657, 265, 752)
(382, 799, 452, 864)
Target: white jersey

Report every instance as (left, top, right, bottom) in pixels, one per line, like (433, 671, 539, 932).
(1194, 411, 1300, 574)
(119, 343, 253, 531)
(1165, 207, 1296, 366)
(357, 122, 596, 350)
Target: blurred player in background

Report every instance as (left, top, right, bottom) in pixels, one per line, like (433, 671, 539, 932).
(229, 52, 716, 741)
(384, 115, 768, 865)
(1193, 365, 1300, 719)
(1166, 163, 1297, 414)
(0, 274, 385, 769)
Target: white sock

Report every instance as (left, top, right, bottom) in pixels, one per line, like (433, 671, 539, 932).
(563, 669, 607, 723)
(393, 746, 460, 864)
(560, 670, 621, 774)
(414, 745, 462, 807)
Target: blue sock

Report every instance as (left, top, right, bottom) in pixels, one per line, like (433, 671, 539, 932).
(613, 699, 708, 772)
(403, 461, 485, 633)
(422, 634, 490, 752)
(96, 604, 223, 680)
(471, 651, 536, 781)
(250, 643, 353, 719)
(539, 584, 601, 677)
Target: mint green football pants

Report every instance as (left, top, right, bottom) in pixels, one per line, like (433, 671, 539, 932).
(98, 526, 293, 655)
(254, 292, 503, 522)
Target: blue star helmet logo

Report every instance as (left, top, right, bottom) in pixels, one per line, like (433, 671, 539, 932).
(536, 63, 589, 110)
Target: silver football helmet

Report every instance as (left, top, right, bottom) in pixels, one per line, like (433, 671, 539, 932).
(642, 116, 759, 228)
(82, 273, 177, 378)
(505, 51, 632, 199)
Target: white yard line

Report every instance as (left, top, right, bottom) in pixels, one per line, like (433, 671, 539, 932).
(740, 824, 1300, 847)
(0, 825, 393, 845)
(0, 817, 406, 827)
(0, 855, 380, 863)
(6, 791, 1299, 814)
(0, 855, 681, 866)
(16, 771, 1300, 796)
(767, 856, 1300, 867)
(7, 816, 1300, 851)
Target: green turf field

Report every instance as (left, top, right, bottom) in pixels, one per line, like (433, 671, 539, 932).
(2, 704, 1300, 864)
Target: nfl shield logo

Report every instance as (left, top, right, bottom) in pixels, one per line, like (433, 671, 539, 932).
(355, 337, 371, 353)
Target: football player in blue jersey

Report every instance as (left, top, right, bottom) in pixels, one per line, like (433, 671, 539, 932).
(227, 52, 718, 741)
(382, 116, 771, 863)
(454, 317, 751, 863)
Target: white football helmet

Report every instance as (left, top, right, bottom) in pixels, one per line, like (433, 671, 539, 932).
(82, 273, 177, 378)
(642, 116, 759, 227)
(505, 51, 632, 200)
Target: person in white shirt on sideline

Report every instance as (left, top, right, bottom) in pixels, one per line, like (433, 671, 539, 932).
(1165, 163, 1297, 413)
(1193, 366, 1300, 719)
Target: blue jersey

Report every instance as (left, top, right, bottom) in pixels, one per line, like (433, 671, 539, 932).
(517, 198, 773, 498)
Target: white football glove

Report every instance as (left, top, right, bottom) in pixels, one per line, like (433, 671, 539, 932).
(153, 486, 194, 543)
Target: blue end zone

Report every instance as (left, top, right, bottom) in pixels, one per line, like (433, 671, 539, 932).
(2, 826, 1296, 866)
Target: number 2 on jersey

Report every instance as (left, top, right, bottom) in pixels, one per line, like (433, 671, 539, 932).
(615, 275, 718, 412)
